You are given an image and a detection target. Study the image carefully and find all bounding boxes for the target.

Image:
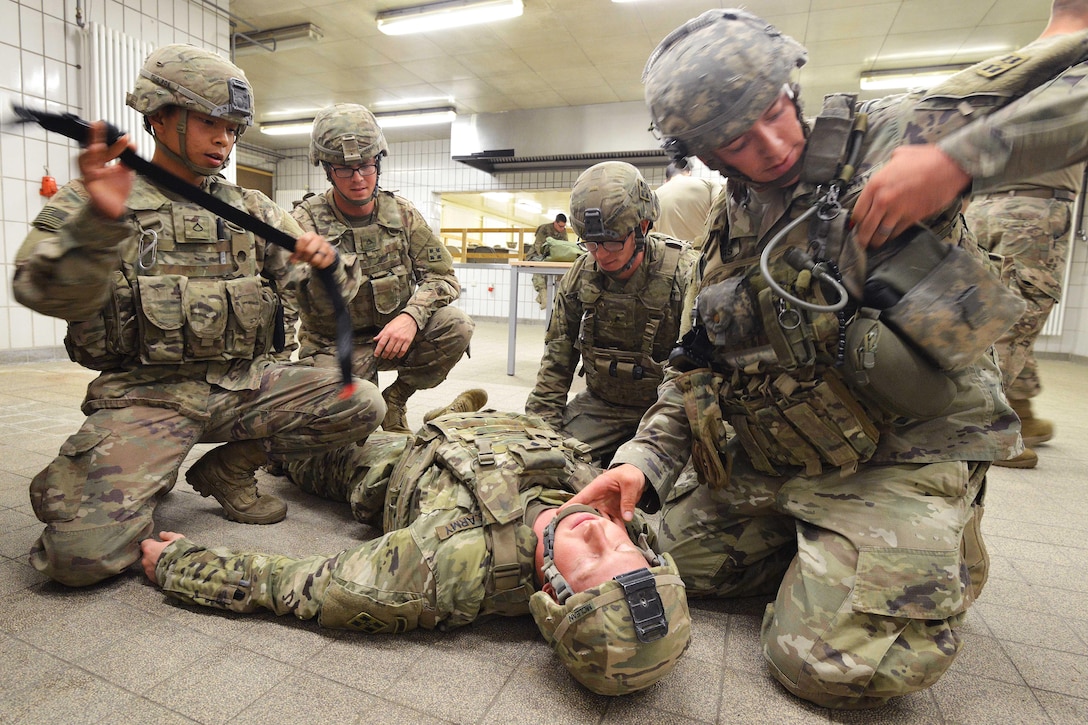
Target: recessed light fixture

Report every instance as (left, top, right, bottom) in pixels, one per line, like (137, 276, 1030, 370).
(259, 120, 314, 136)
(376, 0, 524, 36)
(859, 64, 971, 91)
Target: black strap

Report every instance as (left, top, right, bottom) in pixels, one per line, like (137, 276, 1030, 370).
(13, 106, 355, 389)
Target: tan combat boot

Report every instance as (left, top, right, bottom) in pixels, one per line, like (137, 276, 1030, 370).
(186, 441, 288, 524)
(381, 379, 414, 433)
(1009, 398, 1054, 447)
(993, 447, 1038, 469)
(423, 389, 489, 423)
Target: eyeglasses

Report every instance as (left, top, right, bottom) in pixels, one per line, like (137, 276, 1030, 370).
(578, 232, 632, 253)
(330, 164, 378, 179)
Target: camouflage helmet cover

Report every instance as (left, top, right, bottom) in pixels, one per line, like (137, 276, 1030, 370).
(310, 103, 389, 166)
(569, 161, 659, 242)
(643, 8, 807, 164)
(126, 44, 253, 128)
(529, 550, 691, 696)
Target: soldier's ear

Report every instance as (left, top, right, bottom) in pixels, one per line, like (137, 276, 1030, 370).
(542, 582, 556, 598)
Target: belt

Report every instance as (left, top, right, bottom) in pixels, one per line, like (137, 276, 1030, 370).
(979, 188, 1077, 202)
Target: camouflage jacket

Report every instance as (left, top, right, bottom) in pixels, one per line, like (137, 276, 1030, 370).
(155, 413, 656, 632)
(13, 175, 300, 420)
(613, 33, 1088, 504)
(526, 234, 698, 426)
(530, 222, 570, 259)
(288, 188, 459, 342)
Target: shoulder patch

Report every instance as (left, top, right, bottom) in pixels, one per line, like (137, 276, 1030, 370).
(974, 53, 1028, 78)
(426, 246, 445, 262)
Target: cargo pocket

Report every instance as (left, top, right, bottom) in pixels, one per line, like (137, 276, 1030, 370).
(371, 271, 408, 316)
(30, 426, 110, 522)
(318, 576, 425, 633)
(851, 546, 969, 619)
(136, 275, 186, 363)
(183, 278, 228, 360)
(224, 277, 263, 358)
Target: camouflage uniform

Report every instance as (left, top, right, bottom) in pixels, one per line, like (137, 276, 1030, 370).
(529, 221, 571, 308)
(154, 412, 622, 631)
(623, 10, 1088, 708)
(13, 176, 384, 588)
(964, 163, 1085, 398)
(290, 188, 473, 388)
(525, 233, 698, 463)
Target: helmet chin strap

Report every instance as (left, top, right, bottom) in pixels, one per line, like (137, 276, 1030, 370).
(603, 225, 647, 278)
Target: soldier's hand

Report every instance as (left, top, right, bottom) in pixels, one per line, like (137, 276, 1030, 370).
(291, 232, 337, 269)
(568, 464, 647, 523)
(139, 531, 186, 582)
(80, 120, 134, 220)
(373, 313, 419, 359)
(851, 144, 971, 249)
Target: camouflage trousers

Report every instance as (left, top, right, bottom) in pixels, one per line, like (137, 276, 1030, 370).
(965, 195, 1072, 399)
(659, 446, 989, 708)
(156, 434, 506, 633)
(29, 364, 384, 587)
(557, 390, 648, 467)
(299, 305, 474, 390)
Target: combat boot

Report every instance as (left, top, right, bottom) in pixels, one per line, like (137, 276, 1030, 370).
(381, 379, 414, 433)
(1010, 398, 1054, 447)
(993, 447, 1038, 469)
(423, 388, 489, 423)
(186, 440, 288, 524)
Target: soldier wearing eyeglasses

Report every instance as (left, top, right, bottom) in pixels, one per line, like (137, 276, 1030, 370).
(289, 103, 474, 433)
(525, 162, 698, 465)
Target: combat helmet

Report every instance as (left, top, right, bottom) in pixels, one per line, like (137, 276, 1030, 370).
(569, 161, 659, 244)
(310, 103, 389, 167)
(529, 505, 691, 696)
(127, 44, 253, 128)
(643, 8, 807, 174)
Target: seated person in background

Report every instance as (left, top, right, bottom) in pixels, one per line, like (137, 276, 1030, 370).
(141, 407, 690, 696)
(654, 158, 723, 248)
(289, 103, 476, 433)
(525, 162, 698, 466)
(528, 212, 572, 308)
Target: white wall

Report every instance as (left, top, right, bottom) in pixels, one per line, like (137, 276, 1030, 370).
(0, 0, 230, 360)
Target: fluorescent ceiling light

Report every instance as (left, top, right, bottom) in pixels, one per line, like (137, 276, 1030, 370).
(516, 199, 542, 214)
(373, 95, 455, 108)
(860, 64, 971, 91)
(375, 107, 457, 128)
(546, 208, 566, 219)
(234, 23, 324, 56)
(376, 0, 523, 36)
(483, 191, 513, 201)
(259, 120, 314, 136)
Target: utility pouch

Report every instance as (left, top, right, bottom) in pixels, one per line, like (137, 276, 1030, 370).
(864, 226, 1026, 372)
(675, 370, 731, 489)
(843, 308, 957, 420)
(758, 286, 815, 370)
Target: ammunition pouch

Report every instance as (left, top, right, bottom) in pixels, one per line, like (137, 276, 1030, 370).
(725, 370, 879, 477)
(864, 226, 1026, 372)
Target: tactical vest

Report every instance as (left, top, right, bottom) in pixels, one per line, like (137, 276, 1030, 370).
(384, 411, 595, 616)
(63, 177, 278, 371)
(295, 190, 416, 337)
(576, 236, 686, 407)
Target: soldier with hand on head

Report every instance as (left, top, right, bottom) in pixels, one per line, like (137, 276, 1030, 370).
(140, 406, 691, 697)
(289, 103, 478, 433)
(963, 0, 1088, 469)
(525, 162, 698, 466)
(12, 45, 384, 587)
(571, 8, 1088, 708)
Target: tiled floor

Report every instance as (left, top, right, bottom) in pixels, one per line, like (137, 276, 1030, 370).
(1, 318, 1086, 724)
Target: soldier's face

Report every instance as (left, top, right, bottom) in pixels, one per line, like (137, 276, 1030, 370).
(154, 108, 239, 171)
(709, 92, 804, 184)
(551, 509, 649, 594)
(329, 157, 379, 203)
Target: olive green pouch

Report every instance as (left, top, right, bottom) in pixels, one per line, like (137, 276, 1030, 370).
(865, 227, 1025, 372)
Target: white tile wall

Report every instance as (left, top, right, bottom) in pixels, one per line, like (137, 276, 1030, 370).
(0, 0, 230, 355)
